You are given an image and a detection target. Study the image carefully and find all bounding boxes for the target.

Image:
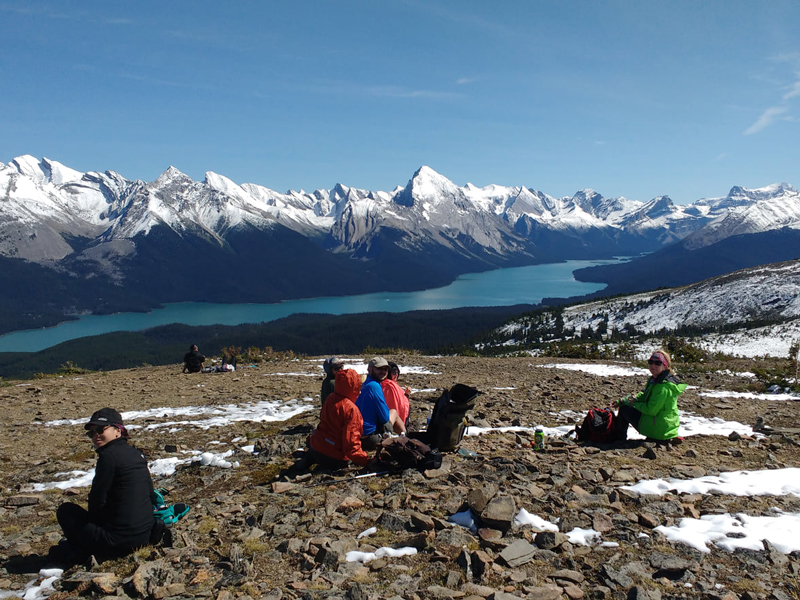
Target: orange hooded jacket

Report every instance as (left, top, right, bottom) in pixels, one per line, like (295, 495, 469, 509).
(309, 369, 370, 466)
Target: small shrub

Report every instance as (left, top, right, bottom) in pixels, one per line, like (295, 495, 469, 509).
(662, 336, 709, 364)
(58, 361, 92, 375)
(197, 516, 219, 535)
(250, 464, 281, 486)
(243, 538, 269, 555)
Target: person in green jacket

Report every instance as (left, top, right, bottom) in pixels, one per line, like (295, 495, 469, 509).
(614, 350, 687, 441)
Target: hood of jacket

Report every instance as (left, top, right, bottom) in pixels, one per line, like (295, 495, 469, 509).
(333, 369, 361, 402)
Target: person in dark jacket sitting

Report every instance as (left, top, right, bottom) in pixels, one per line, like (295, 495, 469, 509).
(183, 344, 205, 373)
(55, 408, 158, 563)
(320, 356, 345, 407)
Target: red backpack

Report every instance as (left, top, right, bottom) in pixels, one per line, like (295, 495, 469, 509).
(575, 408, 619, 443)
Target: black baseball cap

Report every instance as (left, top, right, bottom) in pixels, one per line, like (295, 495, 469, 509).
(84, 407, 124, 430)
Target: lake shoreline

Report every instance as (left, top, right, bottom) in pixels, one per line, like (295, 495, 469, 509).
(0, 259, 620, 353)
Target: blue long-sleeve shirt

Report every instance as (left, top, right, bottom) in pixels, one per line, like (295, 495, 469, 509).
(355, 376, 390, 436)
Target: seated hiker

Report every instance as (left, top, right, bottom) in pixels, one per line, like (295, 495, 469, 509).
(302, 368, 371, 470)
(182, 344, 205, 373)
(381, 361, 410, 426)
(320, 356, 345, 406)
(54, 408, 160, 564)
(613, 350, 687, 441)
(355, 356, 406, 450)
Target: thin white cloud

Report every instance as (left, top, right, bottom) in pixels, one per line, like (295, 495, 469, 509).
(457, 77, 476, 85)
(305, 79, 462, 100)
(744, 106, 789, 135)
(0, 3, 132, 25)
(784, 79, 800, 100)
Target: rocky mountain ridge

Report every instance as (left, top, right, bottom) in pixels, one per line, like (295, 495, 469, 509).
(484, 259, 800, 353)
(0, 356, 798, 600)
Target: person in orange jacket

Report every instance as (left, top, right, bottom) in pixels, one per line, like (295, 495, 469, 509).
(305, 368, 371, 469)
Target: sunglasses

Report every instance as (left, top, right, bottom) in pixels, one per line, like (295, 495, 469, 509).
(86, 425, 111, 438)
(647, 359, 663, 366)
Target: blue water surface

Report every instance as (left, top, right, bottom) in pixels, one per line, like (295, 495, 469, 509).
(0, 259, 617, 352)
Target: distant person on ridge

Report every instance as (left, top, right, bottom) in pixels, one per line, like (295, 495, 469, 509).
(53, 408, 160, 565)
(183, 344, 205, 373)
(356, 356, 406, 450)
(381, 361, 410, 427)
(612, 350, 687, 441)
(320, 357, 345, 406)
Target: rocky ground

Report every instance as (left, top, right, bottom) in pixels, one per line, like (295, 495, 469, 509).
(1, 355, 799, 600)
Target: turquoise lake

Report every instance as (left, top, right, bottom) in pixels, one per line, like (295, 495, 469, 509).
(0, 259, 618, 352)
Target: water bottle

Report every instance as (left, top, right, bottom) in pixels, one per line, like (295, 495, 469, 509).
(533, 427, 545, 451)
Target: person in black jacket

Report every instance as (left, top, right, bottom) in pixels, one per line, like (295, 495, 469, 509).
(55, 408, 157, 563)
(183, 344, 205, 373)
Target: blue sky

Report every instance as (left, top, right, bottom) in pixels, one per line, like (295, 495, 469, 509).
(1, 1, 798, 204)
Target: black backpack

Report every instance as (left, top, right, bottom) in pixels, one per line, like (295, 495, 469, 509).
(423, 384, 480, 452)
(374, 436, 443, 472)
(574, 408, 619, 443)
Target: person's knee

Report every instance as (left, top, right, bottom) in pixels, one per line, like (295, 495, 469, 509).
(389, 409, 406, 434)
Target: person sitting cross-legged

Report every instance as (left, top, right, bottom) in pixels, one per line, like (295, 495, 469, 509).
(356, 356, 406, 450)
(283, 369, 371, 475)
(52, 408, 161, 566)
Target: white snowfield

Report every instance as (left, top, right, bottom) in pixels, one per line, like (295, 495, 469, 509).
(493, 259, 800, 359)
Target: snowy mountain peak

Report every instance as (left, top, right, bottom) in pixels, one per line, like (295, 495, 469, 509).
(153, 166, 192, 188)
(10, 155, 83, 185)
(394, 166, 460, 208)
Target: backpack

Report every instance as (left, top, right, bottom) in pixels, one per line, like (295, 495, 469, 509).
(423, 384, 480, 452)
(152, 488, 191, 526)
(374, 436, 443, 472)
(574, 408, 619, 444)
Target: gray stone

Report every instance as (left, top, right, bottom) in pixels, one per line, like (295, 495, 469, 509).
(549, 569, 584, 584)
(132, 560, 173, 597)
(437, 527, 474, 547)
(4, 496, 39, 507)
(649, 552, 692, 575)
(457, 549, 472, 580)
(468, 483, 500, 513)
(534, 531, 569, 550)
(499, 539, 536, 567)
(489, 593, 525, 600)
(378, 511, 409, 531)
(471, 550, 492, 581)
(347, 582, 368, 600)
(602, 565, 633, 589)
(445, 569, 462, 588)
(410, 511, 436, 531)
(627, 586, 662, 600)
(481, 495, 516, 531)
(315, 547, 340, 569)
(522, 585, 563, 600)
(427, 584, 466, 598)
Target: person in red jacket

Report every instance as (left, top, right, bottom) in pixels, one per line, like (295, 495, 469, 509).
(298, 368, 370, 471)
(381, 361, 410, 426)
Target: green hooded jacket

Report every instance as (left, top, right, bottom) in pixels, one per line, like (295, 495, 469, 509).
(623, 370, 686, 440)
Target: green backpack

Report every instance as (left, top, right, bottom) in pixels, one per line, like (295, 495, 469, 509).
(152, 488, 191, 526)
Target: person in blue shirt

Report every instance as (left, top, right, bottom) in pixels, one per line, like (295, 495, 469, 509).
(355, 357, 406, 449)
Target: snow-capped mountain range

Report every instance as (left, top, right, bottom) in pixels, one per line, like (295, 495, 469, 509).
(3, 155, 798, 265)
(1, 154, 800, 335)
